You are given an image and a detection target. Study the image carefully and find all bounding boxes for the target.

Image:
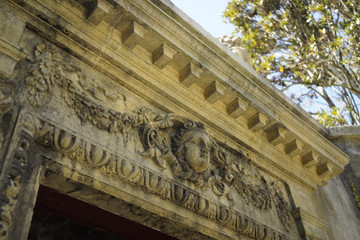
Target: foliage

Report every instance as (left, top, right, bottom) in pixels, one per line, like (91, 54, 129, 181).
(349, 177, 360, 210)
(224, 0, 360, 125)
(315, 107, 348, 127)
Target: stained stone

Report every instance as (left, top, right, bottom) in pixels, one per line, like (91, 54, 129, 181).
(0, 1, 358, 240)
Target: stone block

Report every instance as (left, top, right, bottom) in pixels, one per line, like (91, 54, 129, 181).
(285, 139, 303, 158)
(226, 97, 247, 118)
(247, 112, 268, 131)
(317, 162, 333, 178)
(0, 8, 26, 44)
(122, 21, 148, 49)
(179, 63, 203, 87)
(87, 0, 113, 25)
(204, 80, 225, 103)
(301, 151, 319, 168)
(0, 53, 17, 78)
(152, 43, 177, 69)
(267, 126, 286, 145)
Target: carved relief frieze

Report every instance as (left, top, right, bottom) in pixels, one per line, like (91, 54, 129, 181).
(25, 44, 60, 107)
(139, 119, 292, 232)
(0, 132, 31, 239)
(33, 120, 291, 240)
(25, 43, 293, 238)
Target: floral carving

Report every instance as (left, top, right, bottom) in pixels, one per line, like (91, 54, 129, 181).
(26, 43, 293, 233)
(25, 44, 62, 107)
(33, 121, 290, 240)
(139, 119, 234, 198)
(233, 171, 272, 210)
(271, 181, 292, 232)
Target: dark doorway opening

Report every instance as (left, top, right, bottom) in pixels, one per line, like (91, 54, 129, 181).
(28, 185, 177, 240)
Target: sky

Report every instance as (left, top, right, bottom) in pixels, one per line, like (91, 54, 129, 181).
(169, 0, 320, 111)
(169, 0, 235, 38)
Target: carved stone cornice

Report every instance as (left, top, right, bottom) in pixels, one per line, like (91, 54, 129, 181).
(5, 0, 348, 190)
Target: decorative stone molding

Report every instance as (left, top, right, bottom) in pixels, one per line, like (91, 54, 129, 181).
(0, 1, 357, 239)
(267, 126, 287, 146)
(301, 152, 319, 168)
(21, 42, 294, 237)
(33, 119, 292, 240)
(121, 21, 148, 49)
(10, 0, 349, 193)
(152, 43, 177, 69)
(86, 0, 113, 25)
(316, 163, 333, 178)
(204, 81, 226, 104)
(23, 43, 293, 234)
(285, 140, 304, 158)
(0, 38, 28, 78)
(248, 112, 269, 132)
(226, 97, 247, 119)
(25, 44, 60, 107)
(179, 63, 203, 87)
(0, 132, 31, 239)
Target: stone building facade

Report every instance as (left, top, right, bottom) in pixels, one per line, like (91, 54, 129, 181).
(0, 0, 359, 239)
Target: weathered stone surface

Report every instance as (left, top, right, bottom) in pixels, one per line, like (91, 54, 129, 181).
(317, 175, 360, 240)
(152, 43, 177, 69)
(0, 7, 27, 78)
(86, 0, 113, 25)
(179, 63, 203, 87)
(0, 0, 357, 240)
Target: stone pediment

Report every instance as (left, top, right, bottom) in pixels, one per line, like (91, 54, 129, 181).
(0, 0, 352, 239)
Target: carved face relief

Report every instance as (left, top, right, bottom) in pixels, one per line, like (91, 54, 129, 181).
(183, 129, 211, 173)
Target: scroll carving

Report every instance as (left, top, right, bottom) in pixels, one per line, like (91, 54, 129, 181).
(33, 121, 290, 240)
(26, 43, 293, 235)
(0, 133, 30, 239)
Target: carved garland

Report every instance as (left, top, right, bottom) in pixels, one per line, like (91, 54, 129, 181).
(0, 132, 31, 239)
(33, 120, 290, 240)
(25, 43, 293, 237)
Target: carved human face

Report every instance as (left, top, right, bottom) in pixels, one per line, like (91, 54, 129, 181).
(183, 130, 211, 173)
